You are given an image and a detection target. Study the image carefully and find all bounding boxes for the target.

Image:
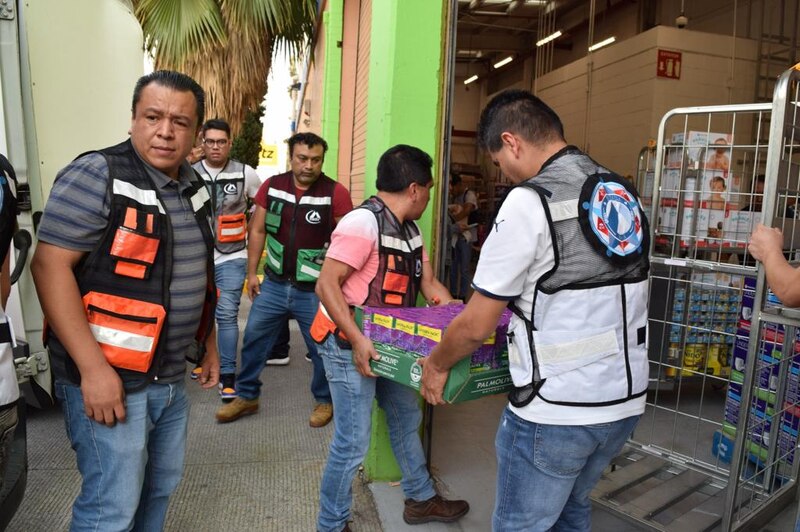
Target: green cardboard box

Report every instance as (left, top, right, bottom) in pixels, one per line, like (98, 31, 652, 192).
(369, 342, 512, 403)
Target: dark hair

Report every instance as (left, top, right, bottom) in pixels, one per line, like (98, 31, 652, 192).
(450, 173, 462, 186)
(202, 119, 230, 137)
(477, 89, 564, 152)
(288, 132, 328, 156)
(377, 145, 433, 193)
(132, 70, 205, 127)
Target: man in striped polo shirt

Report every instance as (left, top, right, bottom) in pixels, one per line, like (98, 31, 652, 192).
(31, 70, 219, 531)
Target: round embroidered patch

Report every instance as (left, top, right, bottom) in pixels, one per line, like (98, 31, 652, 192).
(581, 178, 646, 259)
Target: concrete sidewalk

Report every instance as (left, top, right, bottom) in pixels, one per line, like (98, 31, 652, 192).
(8, 319, 381, 531)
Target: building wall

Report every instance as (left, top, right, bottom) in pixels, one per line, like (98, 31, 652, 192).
(535, 26, 758, 177)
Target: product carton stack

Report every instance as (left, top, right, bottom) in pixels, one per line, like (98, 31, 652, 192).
(715, 277, 800, 476)
(357, 304, 512, 403)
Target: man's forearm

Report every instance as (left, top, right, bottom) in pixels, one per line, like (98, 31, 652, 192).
(247, 231, 266, 276)
(31, 252, 108, 375)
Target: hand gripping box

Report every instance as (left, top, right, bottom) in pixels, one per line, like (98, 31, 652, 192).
(358, 305, 513, 403)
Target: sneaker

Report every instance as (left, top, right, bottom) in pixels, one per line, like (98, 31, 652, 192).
(305, 353, 312, 363)
(266, 355, 290, 366)
(402, 494, 470, 525)
(215, 397, 259, 423)
(190, 366, 203, 380)
(309, 402, 333, 428)
(218, 374, 236, 402)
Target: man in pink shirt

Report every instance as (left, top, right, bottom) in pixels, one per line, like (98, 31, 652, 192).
(312, 145, 469, 532)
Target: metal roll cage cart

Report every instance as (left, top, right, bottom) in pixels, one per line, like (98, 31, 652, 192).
(591, 65, 800, 531)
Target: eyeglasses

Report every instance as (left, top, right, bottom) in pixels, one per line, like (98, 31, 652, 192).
(202, 138, 229, 147)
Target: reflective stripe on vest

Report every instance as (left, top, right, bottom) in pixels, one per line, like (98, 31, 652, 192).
(113, 180, 166, 214)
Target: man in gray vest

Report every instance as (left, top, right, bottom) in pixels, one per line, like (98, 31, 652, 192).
(193, 119, 261, 402)
(421, 90, 649, 531)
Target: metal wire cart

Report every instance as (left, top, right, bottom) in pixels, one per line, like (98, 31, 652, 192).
(591, 66, 800, 531)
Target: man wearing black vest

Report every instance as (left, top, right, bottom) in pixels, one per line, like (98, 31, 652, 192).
(216, 133, 352, 427)
(312, 145, 469, 531)
(31, 71, 220, 531)
(421, 90, 649, 531)
(192, 119, 261, 402)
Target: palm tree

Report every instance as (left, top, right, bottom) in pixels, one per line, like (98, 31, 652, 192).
(133, 0, 315, 137)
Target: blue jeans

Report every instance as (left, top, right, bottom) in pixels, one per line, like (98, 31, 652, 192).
(450, 237, 472, 299)
(493, 408, 640, 532)
(236, 277, 330, 403)
(317, 336, 435, 532)
(56, 380, 189, 532)
(215, 258, 247, 376)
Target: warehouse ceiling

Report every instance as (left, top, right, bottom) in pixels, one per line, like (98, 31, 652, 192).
(455, 0, 633, 72)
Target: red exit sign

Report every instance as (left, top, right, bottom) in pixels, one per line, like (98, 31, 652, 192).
(657, 49, 682, 79)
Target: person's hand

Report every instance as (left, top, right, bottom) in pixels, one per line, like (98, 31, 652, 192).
(419, 357, 448, 405)
(351, 335, 379, 378)
(246, 273, 261, 301)
(749, 224, 784, 262)
(80, 363, 126, 426)
(197, 349, 220, 389)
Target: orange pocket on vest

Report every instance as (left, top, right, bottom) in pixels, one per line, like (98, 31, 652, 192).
(382, 271, 409, 295)
(83, 292, 166, 373)
(217, 213, 247, 243)
(110, 226, 159, 264)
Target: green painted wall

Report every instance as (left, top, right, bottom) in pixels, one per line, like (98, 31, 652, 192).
(361, 0, 447, 482)
(321, 4, 343, 179)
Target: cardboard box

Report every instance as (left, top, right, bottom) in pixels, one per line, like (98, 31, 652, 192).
(358, 306, 513, 403)
(369, 341, 512, 403)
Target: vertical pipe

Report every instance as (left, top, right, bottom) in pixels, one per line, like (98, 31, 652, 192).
(583, 0, 595, 153)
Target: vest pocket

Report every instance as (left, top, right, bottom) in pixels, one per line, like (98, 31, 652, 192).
(507, 316, 534, 388)
(110, 226, 160, 279)
(296, 248, 324, 282)
(83, 291, 166, 373)
(217, 213, 246, 243)
(265, 202, 283, 234)
(266, 234, 284, 275)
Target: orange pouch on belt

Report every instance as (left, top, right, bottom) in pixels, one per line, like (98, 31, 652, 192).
(83, 291, 167, 373)
(217, 213, 247, 243)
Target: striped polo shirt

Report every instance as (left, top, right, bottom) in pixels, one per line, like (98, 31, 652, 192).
(38, 150, 209, 382)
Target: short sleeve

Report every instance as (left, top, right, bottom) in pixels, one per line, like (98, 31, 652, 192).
(326, 209, 377, 271)
(244, 165, 262, 199)
(254, 178, 270, 209)
(472, 187, 552, 300)
(37, 153, 112, 252)
(332, 182, 354, 220)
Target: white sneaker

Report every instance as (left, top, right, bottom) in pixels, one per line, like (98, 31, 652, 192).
(266, 355, 290, 366)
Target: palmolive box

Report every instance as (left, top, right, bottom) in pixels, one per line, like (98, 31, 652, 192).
(358, 306, 513, 403)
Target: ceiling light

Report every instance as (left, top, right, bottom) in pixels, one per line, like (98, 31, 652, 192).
(588, 36, 616, 52)
(507, 0, 524, 14)
(464, 75, 479, 85)
(536, 30, 562, 47)
(469, 0, 483, 10)
(493, 56, 513, 69)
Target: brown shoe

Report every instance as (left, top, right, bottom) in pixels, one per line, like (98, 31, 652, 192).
(403, 494, 470, 525)
(215, 397, 259, 423)
(309, 402, 333, 428)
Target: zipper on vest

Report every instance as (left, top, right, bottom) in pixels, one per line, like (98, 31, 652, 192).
(620, 285, 633, 396)
(86, 304, 159, 324)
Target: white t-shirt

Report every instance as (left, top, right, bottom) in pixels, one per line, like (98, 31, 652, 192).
(200, 161, 262, 264)
(472, 186, 645, 425)
(451, 189, 479, 243)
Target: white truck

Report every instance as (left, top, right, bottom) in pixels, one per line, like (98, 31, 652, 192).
(0, 0, 143, 523)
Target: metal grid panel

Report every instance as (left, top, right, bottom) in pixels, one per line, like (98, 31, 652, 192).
(620, 68, 800, 531)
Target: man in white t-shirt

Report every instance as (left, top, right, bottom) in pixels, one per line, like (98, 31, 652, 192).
(193, 119, 261, 401)
(447, 174, 478, 300)
(421, 90, 650, 531)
